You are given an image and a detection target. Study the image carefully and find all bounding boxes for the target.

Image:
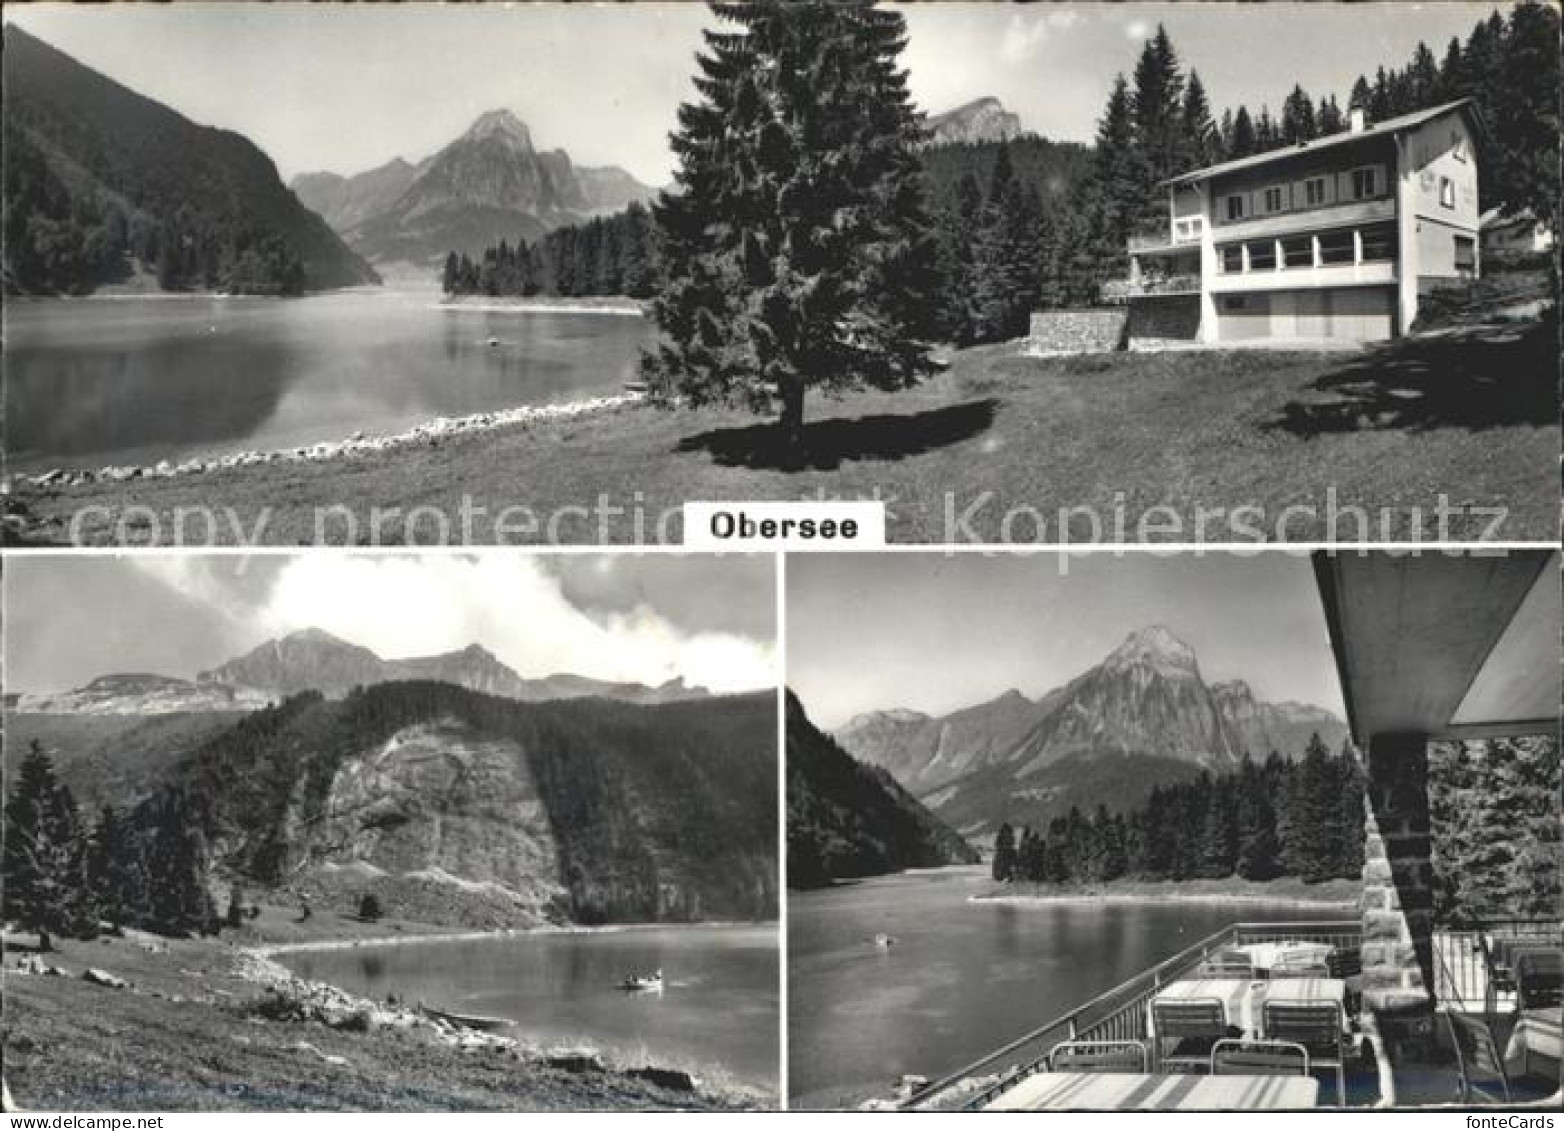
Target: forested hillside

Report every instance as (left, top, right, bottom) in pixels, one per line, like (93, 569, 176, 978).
(786, 694, 978, 890)
(990, 735, 1365, 887)
(4, 683, 777, 938)
(2, 27, 379, 296)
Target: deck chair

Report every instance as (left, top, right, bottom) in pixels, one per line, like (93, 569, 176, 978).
(1262, 1000, 1347, 1106)
(1514, 948, 1563, 1011)
(1270, 952, 1331, 978)
(1049, 1039, 1149, 1074)
(1151, 998, 1229, 1074)
(1326, 948, 1363, 1013)
(1446, 1011, 1512, 1104)
(1211, 1038, 1310, 1077)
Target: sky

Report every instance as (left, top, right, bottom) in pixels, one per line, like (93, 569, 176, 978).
(4, 554, 776, 695)
(788, 552, 1346, 729)
(5, 2, 1506, 185)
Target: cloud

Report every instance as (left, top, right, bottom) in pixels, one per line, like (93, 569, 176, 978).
(1124, 18, 1152, 41)
(999, 12, 1050, 63)
(248, 555, 775, 694)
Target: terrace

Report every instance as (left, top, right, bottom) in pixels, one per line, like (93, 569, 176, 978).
(903, 551, 1562, 1111)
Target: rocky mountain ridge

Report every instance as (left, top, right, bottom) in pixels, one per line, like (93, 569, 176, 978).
(291, 109, 657, 267)
(15, 628, 711, 715)
(926, 96, 1027, 145)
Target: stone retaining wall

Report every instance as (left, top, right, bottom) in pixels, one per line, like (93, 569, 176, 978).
(1026, 308, 1129, 355)
(1126, 295, 1201, 342)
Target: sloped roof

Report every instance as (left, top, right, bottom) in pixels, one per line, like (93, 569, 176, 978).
(1165, 98, 1484, 187)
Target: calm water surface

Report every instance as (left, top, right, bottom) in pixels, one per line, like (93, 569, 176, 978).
(281, 924, 778, 1091)
(4, 287, 650, 472)
(787, 866, 1350, 1105)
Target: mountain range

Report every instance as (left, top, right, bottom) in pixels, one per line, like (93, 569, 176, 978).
(926, 96, 1027, 145)
(291, 109, 657, 268)
(12, 626, 710, 714)
(786, 694, 977, 889)
(834, 625, 1348, 837)
(3, 27, 378, 295)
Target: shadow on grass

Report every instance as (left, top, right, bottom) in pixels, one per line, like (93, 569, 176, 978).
(676, 398, 999, 471)
(1264, 313, 1557, 436)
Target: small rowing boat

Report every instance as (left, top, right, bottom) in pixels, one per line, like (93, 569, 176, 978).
(418, 1003, 517, 1032)
(620, 969, 665, 993)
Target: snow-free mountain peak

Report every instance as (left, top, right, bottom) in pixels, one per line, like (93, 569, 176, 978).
(460, 108, 535, 150)
(1101, 624, 1200, 677)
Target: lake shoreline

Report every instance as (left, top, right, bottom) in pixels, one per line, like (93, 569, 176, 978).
(3, 922, 770, 1111)
(970, 876, 1361, 909)
(437, 295, 646, 317)
(252, 917, 777, 957)
(5, 390, 647, 492)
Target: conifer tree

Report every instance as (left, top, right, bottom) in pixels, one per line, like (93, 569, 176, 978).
(87, 804, 147, 931)
(3, 742, 93, 950)
(992, 822, 1017, 882)
(643, 0, 940, 459)
(1281, 86, 1318, 144)
(1228, 106, 1258, 159)
(1179, 72, 1220, 168)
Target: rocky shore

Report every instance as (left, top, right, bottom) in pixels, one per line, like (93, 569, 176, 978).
(3, 392, 645, 495)
(2, 924, 766, 1111)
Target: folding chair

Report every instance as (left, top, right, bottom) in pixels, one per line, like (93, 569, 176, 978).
(1514, 948, 1563, 1011)
(1446, 1011, 1512, 1104)
(1151, 998, 1229, 1074)
(1271, 952, 1331, 978)
(1049, 1039, 1149, 1074)
(1211, 1038, 1310, 1077)
(1262, 1000, 1347, 1105)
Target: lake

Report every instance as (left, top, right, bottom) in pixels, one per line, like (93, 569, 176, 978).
(787, 867, 1351, 1106)
(280, 923, 779, 1092)
(3, 287, 650, 474)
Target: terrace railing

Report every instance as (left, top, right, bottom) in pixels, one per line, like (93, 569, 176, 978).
(1435, 920, 1560, 1014)
(903, 920, 1361, 1111)
(1101, 275, 1202, 302)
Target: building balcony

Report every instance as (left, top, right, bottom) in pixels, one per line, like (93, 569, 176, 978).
(1128, 231, 1201, 255)
(1102, 275, 1202, 302)
(1214, 197, 1396, 242)
(1207, 260, 1396, 294)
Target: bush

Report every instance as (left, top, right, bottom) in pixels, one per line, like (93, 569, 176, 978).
(357, 893, 383, 922)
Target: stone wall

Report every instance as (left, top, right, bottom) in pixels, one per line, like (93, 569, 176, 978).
(1027, 308, 1129, 354)
(1360, 734, 1438, 1054)
(1126, 295, 1201, 342)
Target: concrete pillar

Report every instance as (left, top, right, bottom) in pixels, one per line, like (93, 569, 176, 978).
(1361, 732, 1438, 1057)
(1393, 135, 1419, 335)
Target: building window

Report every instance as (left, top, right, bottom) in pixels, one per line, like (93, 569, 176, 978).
(1350, 166, 1380, 200)
(1304, 177, 1327, 207)
(1223, 296, 1247, 311)
(1174, 216, 1204, 241)
(1248, 240, 1277, 270)
(1282, 237, 1313, 268)
(1360, 223, 1397, 262)
(1454, 234, 1476, 272)
(1439, 176, 1455, 209)
(1225, 195, 1247, 221)
(1318, 229, 1355, 265)
(1219, 244, 1244, 273)
(1263, 185, 1285, 213)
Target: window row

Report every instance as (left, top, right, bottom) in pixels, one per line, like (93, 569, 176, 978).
(1217, 224, 1397, 273)
(1222, 165, 1387, 223)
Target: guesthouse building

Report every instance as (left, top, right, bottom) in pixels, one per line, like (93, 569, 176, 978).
(1113, 99, 1486, 345)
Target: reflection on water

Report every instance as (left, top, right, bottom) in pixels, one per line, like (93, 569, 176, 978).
(282, 924, 779, 1090)
(787, 867, 1348, 1104)
(4, 287, 650, 472)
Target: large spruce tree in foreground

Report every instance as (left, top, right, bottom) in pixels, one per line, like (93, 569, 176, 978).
(643, 0, 940, 458)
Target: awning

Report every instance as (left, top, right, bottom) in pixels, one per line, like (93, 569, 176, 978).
(1312, 550, 1560, 744)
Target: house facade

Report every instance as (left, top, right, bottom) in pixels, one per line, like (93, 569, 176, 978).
(1114, 99, 1485, 344)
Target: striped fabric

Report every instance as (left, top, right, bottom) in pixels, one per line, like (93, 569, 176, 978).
(984, 1071, 1320, 1111)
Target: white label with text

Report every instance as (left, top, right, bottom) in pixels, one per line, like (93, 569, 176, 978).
(683, 501, 885, 550)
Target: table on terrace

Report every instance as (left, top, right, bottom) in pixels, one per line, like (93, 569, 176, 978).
(1232, 941, 1336, 973)
(1506, 1006, 1561, 1079)
(983, 1071, 1320, 1111)
(1149, 977, 1349, 1039)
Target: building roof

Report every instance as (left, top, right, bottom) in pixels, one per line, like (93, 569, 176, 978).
(1164, 98, 1483, 187)
(1311, 549, 1560, 745)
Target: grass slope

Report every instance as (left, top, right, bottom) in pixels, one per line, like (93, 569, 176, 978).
(14, 309, 1555, 544)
